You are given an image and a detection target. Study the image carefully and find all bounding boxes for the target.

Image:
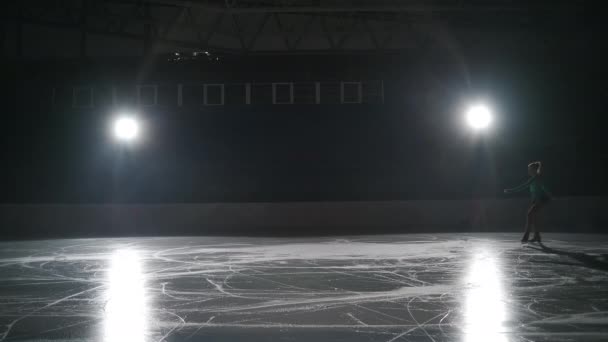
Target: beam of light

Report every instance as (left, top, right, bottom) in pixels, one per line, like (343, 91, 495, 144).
(466, 104, 492, 130)
(112, 115, 140, 142)
(104, 249, 147, 342)
(463, 248, 509, 342)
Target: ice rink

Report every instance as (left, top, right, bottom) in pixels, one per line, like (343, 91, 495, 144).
(1, 233, 607, 341)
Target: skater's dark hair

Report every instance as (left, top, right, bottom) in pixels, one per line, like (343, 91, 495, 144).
(528, 161, 542, 174)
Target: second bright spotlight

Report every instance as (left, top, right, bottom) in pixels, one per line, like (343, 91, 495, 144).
(465, 104, 493, 131)
(112, 115, 140, 143)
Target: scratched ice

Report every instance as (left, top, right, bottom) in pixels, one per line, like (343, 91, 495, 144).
(1, 233, 608, 341)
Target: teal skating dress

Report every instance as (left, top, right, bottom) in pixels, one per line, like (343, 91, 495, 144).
(506, 175, 551, 204)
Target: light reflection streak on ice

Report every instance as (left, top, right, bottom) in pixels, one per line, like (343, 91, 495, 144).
(104, 249, 147, 342)
(1, 236, 606, 341)
(464, 247, 509, 342)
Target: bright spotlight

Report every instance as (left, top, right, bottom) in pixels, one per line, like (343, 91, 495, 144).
(113, 116, 139, 142)
(466, 104, 492, 130)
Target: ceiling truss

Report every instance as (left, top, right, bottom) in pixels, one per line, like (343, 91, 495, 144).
(1, 1, 586, 57)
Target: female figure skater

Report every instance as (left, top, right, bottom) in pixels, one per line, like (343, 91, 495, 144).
(504, 161, 551, 243)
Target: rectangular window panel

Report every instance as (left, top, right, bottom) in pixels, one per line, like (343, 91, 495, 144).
(294, 82, 316, 104)
(362, 80, 384, 104)
(204, 84, 225, 105)
(137, 85, 158, 106)
(72, 86, 93, 108)
(182, 84, 204, 106)
(273, 83, 293, 104)
(157, 85, 177, 107)
(93, 86, 114, 108)
(341, 82, 362, 104)
(252, 83, 272, 105)
(225, 83, 246, 105)
(320, 82, 340, 104)
(113, 85, 137, 107)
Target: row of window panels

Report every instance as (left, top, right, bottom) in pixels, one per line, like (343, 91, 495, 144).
(56, 82, 384, 108)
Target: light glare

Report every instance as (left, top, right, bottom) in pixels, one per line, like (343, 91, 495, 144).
(104, 249, 147, 342)
(466, 105, 492, 130)
(464, 248, 508, 342)
(113, 116, 139, 142)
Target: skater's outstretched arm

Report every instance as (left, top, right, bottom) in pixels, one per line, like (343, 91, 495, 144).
(504, 177, 534, 194)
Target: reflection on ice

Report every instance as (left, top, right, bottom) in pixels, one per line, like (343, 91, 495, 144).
(1, 235, 605, 341)
(464, 248, 509, 342)
(104, 249, 147, 342)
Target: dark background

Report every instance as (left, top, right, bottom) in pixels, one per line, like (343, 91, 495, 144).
(1, 1, 607, 204)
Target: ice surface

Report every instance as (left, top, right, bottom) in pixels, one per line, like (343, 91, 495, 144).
(0, 233, 607, 341)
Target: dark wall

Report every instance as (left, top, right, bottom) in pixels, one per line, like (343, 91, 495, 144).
(1, 198, 606, 240)
(1, 49, 607, 203)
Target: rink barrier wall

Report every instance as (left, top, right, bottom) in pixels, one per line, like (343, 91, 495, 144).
(0, 197, 606, 238)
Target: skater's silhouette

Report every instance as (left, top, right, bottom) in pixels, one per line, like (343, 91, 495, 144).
(504, 161, 551, 243)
